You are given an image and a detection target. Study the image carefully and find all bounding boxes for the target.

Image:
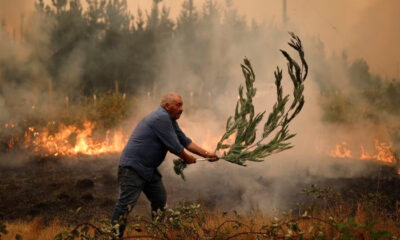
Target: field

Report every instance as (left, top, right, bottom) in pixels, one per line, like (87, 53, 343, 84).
(1, 0, 400, 239)
(1, 155, 400, 240)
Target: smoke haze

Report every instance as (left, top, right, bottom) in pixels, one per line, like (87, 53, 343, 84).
(1, 0, 399, 77)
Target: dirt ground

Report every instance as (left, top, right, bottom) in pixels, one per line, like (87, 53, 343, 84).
(0, 154, 127, 224)
(1, 153, 400, 225)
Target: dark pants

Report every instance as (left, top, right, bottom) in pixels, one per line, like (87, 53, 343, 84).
(111, 166, 166, 238)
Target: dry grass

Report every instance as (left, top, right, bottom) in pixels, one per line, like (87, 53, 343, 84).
(3, 218, 66, 240)
(3, 205, 400, 240)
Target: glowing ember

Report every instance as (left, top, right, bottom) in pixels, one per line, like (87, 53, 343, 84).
(22, 121, 126, 156)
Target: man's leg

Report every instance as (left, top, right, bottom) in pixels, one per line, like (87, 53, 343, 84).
(143, 171, 167, 219)
(111, 167, 145, 238)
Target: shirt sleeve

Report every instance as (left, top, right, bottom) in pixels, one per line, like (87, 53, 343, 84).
(151, 115, 185, 155)
(172, 121, 192, 147)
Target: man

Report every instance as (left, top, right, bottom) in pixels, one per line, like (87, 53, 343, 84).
(111, 93, 218, 237)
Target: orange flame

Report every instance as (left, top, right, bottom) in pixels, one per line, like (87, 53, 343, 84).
(201, 131, 217, 152)
(360, 140, 395, 163)
(199, 130, 237, 154)
(23, 121, 126, 156)
(328, 139, 396, 164)
(328, 141, 352, 158)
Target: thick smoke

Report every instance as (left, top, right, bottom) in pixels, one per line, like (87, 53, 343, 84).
(1, 0, 399, 214)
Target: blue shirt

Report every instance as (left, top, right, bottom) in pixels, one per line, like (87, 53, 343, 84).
(119, 107, 192, 181)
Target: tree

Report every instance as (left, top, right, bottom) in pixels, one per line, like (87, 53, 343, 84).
(177, 0, 198, 33)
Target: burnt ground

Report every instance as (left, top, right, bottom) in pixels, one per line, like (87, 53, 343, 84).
(1, 153, 400, 224)
(0, 154, 125, 224)
(0, 153, 248, 224)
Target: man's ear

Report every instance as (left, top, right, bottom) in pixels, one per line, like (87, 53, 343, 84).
(164, 103, 170, 110)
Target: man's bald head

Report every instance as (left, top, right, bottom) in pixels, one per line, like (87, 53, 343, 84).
(160, 93, 184, 119)
(160, 93, 182, 108)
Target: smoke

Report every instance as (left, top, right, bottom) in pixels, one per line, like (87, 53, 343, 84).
(349, 0, 400, 78)
(2, 0, 400, 77)
(0, 0, 34, 40)
(1, 0, 399, 215)
(153, 66, 385, 213)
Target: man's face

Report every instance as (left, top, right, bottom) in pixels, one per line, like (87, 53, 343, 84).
(165, 96, 183, 120)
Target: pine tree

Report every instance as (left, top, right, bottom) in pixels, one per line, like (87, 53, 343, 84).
(135, 8, 145, 32)
(147, 0, 162, 30)
(177, 0, 198, 31)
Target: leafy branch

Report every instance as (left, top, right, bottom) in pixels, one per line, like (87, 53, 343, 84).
(174, 32, 308, 179)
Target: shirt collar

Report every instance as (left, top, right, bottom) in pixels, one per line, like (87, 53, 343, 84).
(159, 107, 175, 121)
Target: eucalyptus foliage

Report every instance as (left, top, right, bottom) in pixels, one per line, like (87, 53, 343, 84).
(174, 32, 308, 180)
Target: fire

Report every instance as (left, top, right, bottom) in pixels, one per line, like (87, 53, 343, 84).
(4, 123, 15, 128)
(328, 139, 396, 164)
(199, 130, 237, 154)
(201, 131, 218, 151)
(328, 141, 352, 158)
(22, 121, 126, 157)
(360, 140, 395, 163)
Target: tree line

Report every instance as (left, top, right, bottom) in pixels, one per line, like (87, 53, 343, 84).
(1, 0, 256, 100)
(1, 0, 400, 127)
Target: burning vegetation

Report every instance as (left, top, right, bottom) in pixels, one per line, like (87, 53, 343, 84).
(1, 91, 129, 157)
(21, 120, 124, 156)
(327, 140, 397, 164)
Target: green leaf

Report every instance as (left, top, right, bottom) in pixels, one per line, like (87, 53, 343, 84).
(71, 229, 79, 237)
(0, 222, 8, 235)
(81, 225, 89, 233)
(370, 231, 392, 240)
(53, 233, 63, 240)
(218, 144, 231, 149)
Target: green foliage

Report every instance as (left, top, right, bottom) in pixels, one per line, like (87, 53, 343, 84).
(59, 91, 130, 129)
(15, 234, 23, 240)
(4, 188, 394, 239)
(173, 158, 188, 180)
(51, 203, 204, 240)
(0, 222, 23, 240)
(145, 203, 203, 239)
(0, 222, 8, 239)
(319, 57, 400, 125)
(87, 91, 130, 129)
(299, 185, 396, 240)
(53, 220, 117, 240)
(174, 33, 308, 180)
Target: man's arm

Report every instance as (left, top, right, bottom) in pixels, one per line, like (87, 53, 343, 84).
(186, 142, 219, 162)
(172, 120, 218, 162)
(177, 149, 197, 164)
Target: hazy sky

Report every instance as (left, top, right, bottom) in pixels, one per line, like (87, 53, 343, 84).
(1, 0, 399, 78)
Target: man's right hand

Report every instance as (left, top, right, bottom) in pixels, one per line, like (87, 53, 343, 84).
(178, 150, 196, 164)
(185, 155, 196, 164)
